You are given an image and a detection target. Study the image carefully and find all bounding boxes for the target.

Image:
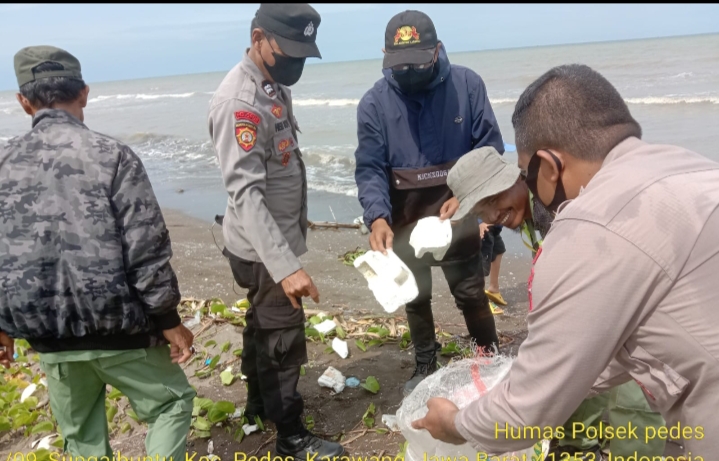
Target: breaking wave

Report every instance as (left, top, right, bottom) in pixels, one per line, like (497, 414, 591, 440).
(123, 133, 359, 196)
(293, 98, 360, 106)
(624, 96, 719, 105)
(88, 92, 206, 103)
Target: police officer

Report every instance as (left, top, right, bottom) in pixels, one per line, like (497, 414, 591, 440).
(2, 46, 195, 460)
(414, 64, 719, 457)
(208, 4, 344, 459)
(354, 10, 506, 395)
(447, 147, 666, 460)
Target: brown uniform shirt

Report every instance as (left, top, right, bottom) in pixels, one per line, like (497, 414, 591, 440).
(455, 137, 719, 456)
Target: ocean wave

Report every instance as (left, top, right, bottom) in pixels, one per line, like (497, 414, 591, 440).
(307, 181, 358, 197)
(293, 98, 360, 107)
(294, 97, 521, 106)
(667, 72, 694, 79)
(489, 98, 518, 105)
(624, 96, 719, 105)
(88, 92, 201, 103)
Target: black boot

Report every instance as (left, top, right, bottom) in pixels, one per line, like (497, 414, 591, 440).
(276, 430, 345, 461)
(403, 354, 439, 397)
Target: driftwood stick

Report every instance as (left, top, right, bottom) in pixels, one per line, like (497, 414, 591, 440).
(308, 220, 360, 230)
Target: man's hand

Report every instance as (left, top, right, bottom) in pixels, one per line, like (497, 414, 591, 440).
(281, 269, 320, 309)
(411, 397, 466, 445)
(163, 324, 194, 364)
(0, 332, 14, 369)
(370, 218, 394, 255)
(479, 222, 490, 239)
(439, 197, 460, 221)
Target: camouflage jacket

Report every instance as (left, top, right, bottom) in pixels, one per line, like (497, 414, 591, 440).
(0, 109, 181, 352)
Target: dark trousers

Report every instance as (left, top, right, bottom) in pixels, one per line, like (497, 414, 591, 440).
(224, 249, 307, 437)
(480, 225, 506, 277)
(392, 232, 499, 364)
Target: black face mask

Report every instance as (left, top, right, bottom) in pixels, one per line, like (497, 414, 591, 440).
(392, 62, 437, 95)
(263, 39, 306, 87)
(530, 194, 554, 239)
(525, 150, 567, 213)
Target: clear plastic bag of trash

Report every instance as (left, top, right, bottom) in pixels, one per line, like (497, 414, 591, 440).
(397, 354, 537, 461)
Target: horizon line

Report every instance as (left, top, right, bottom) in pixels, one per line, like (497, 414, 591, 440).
(1, 30, 717, 92)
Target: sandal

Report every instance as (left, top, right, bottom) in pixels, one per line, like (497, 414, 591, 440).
(485, 290, 508, 306)
(489, 300, 504, 315)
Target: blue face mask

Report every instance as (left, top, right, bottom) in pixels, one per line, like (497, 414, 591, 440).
(392, 62, 437, 94)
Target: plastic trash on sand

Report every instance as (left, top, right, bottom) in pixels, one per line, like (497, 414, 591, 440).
(397, 355, 537, 461)
(314, 319, 337, 335)
(332, 337, 348, 359)
(353, 249, 419, 313)
(409, 217, 452, 261)
(381, 414, 400, 432)
(318, 366, 346, 393)
(242, 424, 259, 435)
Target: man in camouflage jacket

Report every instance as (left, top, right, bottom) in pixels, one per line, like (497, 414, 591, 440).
(0, 46, 195, 460)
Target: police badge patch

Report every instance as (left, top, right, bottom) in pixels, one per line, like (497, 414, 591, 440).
(235, 122, 257, 152)
(261, 80, 276, 98)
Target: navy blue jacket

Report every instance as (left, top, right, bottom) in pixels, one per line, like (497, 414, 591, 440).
(354, 45, 504, 229)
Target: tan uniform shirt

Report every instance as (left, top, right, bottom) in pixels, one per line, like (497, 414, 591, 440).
(455, 137, 719, 456)
(208, 51, 308, 283)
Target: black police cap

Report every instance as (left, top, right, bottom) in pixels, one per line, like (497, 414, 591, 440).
(255, 3, 322, 59)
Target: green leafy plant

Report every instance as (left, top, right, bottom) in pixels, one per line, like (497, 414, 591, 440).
(362, 403, 375, 428)
(361, 376, 380, 394)
(339, 247, 367, 266)
(355, 339, 367, 352)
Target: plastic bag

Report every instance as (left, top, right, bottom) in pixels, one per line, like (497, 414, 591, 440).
(397, 355, 542, 460)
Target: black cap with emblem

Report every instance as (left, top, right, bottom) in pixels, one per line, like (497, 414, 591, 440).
(255, 3, 322, 59)
(383, 10, 438, 69)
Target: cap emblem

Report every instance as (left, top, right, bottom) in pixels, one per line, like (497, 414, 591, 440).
(304, 21, 315, 37)
(394, 26, 420, 46)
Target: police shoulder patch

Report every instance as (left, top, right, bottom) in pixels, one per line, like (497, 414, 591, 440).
(261, 80, 276, 98)
(234, 110, 261, 125)
(235, 122, 257, 152)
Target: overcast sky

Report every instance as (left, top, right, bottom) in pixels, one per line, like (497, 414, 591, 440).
(1, 3, 719, 90)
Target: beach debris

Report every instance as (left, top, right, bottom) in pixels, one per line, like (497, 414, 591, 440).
(183, 310, 202, 329)
(31, 433, 60, 450)
(235, 298, 251, 310)
(332, 337, 348, 359)
(339, 247, 367, 266)
(315, 319, 337, 334)
(354, 217, 369, 234)
(229, 409, 244, 420)
(345, 377, 361, 388)
(20, 383, 38, 403)
(220, 366, 235, 386)
(318, 366, 346, 393)
(361, 376, 380, 394)
(207, 440, 214, 454)
(353, 249, 419, 313)
(308, 220, 360, 230)
(242, 423, 259, 435)
(381, 414, 400, 432)
(409, 216, 452, 261)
